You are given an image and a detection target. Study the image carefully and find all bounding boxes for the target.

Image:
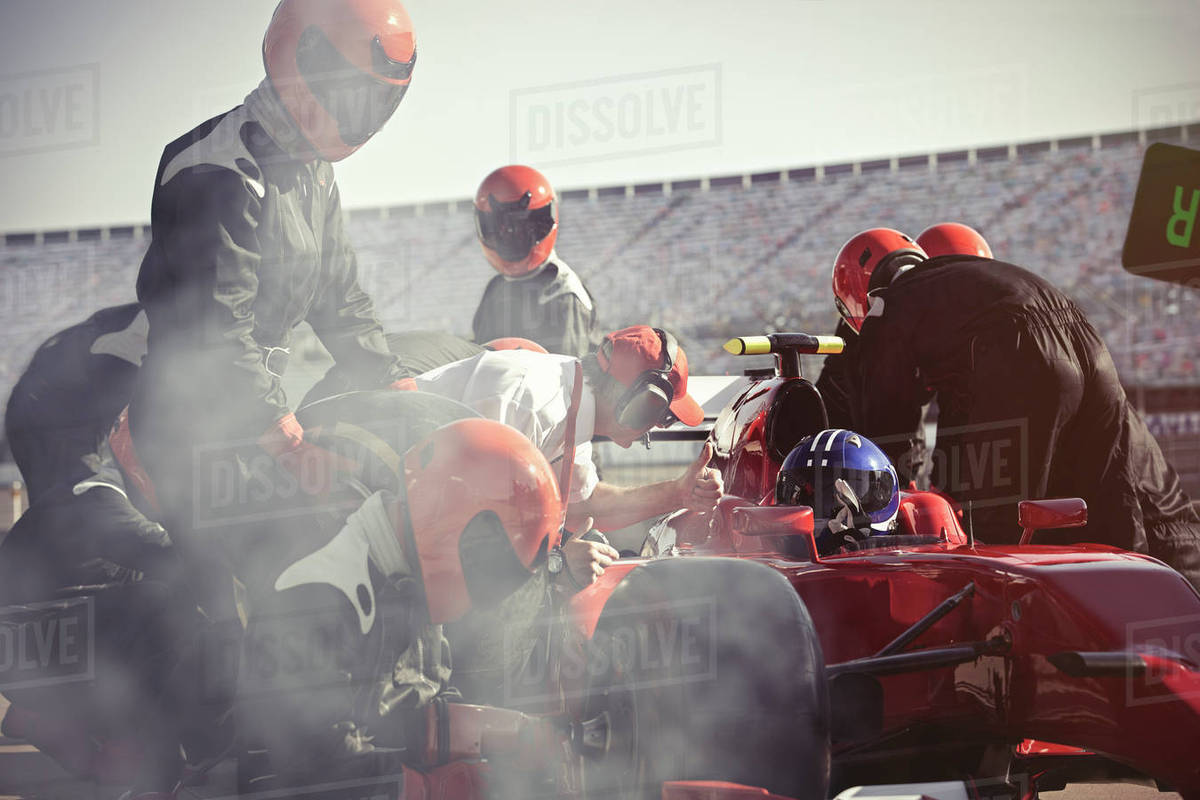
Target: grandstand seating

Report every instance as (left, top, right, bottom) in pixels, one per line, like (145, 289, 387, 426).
(1, 130, 1196, 409)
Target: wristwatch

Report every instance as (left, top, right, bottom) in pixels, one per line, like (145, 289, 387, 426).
(547, 544, 585, 590)
(547, 545, 566, 577)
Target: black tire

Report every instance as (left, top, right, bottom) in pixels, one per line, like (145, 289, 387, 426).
(580, 557, 830, 800)
(297, 390, 480, 493)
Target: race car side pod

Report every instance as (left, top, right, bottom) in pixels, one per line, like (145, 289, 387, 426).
(724, 333, 845, 378)
(875, 582, 976, 657)
(824, 581, 1003, 680)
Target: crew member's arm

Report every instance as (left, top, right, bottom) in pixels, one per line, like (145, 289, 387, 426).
(815, 319, 861, 430)
(555, 518, 620, 591)
(143, 165, 376, 494)
(566, 442, 723, 532)
(856, 317, 930, 481)
(307, 176, 406, 389)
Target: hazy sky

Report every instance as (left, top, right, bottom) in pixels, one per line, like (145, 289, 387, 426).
(1, 0, 1198, 232)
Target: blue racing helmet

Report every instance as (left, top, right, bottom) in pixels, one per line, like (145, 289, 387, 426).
(775, 429, 900, 535)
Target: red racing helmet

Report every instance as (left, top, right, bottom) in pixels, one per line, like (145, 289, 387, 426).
(402, 418, 562, 624)
(474, 165, 558, 277)
(916, 222, 993, 258)
(483, 337, 549, 354)
(263, 0, 417, 162)
(832, 228, 927, 332)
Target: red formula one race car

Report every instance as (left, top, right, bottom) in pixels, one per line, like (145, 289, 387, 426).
(550, 332, 1200, 800)
(3, 346, 1198, 800)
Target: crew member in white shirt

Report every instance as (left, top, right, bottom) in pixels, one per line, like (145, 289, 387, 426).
(416, 325, 722, 587)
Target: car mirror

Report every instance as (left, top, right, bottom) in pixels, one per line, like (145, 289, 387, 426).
(731, 506, 818, 562)
(731, 505, 815, 537)
(1018, 498, 1087, 545)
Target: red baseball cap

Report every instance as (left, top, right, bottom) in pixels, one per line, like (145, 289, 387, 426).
(597, 326, 704, 427)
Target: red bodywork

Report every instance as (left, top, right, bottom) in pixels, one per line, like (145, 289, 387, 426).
(11, 361, 1200, 800)
(564, 369, 1200, 797)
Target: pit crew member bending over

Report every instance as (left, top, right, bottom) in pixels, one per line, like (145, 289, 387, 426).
(816, 223, 993, 472)
(830, 227, 1200, 591)
(6, 303, 146, 503)
(2, 303, 172, 592)
(418, 326, 720, 707)
(0, 304, 213, 792)
(415, 324, 723, 561)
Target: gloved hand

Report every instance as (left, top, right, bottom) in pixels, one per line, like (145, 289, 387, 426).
(258, 412, 358, 496)
(389, 378, 418, 391)
(827, 503, 865, 536)
(560, 517, 619, 591)
(826, 477, 874, 550)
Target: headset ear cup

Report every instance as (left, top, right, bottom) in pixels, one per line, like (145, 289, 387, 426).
(608, 329, 680, 431)
(616, 379, 673, 430)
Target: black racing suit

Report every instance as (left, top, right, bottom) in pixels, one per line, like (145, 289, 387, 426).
(0, 304, 215, 787)
(815, 318, 861, 431)
(855, 256, 1200, 590)
(1, 302, 178, 671)
(124, 103, 406, 789)
(6, 303, 145, 503)
(129, 104, 405, 536)
(815, 317, 931, 486)
(472, 257, 598, 358)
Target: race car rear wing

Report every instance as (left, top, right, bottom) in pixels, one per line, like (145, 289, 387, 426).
(724, 333, 845, 378)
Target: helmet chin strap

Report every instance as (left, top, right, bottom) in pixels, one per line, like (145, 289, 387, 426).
(244, 78, 318, 162)
(502, 251, 553, 282)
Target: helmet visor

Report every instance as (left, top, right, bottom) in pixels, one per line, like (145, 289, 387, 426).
(475, 197, 556, 263)
(370, 35, 416, 82)
(776, 466, 896, 518)
(458, 510, 539, 607)
(296, 26, 409, 149)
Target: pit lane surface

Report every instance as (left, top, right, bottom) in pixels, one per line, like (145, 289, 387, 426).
(0, 696, 1181, 800)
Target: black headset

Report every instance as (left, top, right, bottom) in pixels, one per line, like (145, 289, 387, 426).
(607, 328, 680, 430)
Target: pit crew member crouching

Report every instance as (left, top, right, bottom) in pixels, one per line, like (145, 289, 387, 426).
(222, 417, 566, 794)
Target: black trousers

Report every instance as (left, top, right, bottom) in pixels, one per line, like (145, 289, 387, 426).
(935, 316, 1200, 591)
